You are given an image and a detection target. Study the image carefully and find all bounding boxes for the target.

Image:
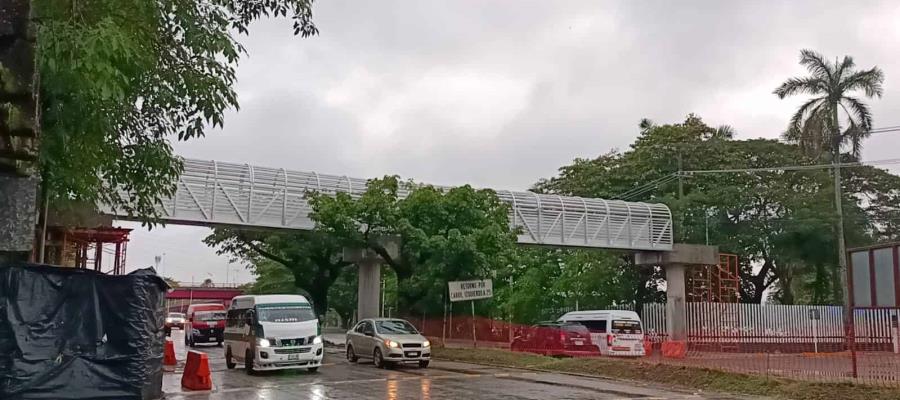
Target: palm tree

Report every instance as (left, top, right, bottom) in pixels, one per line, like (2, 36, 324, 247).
(774, 49, 884, 159)
(774, 49, 884, 307)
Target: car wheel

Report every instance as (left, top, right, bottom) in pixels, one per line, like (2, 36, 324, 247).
(245, 350, 255, 375)
(373, 348, 385, 369)
(307, 367, 319, 373)
(225, 347, 236, 370)
(347, 345, 359, 362)
(418, 360, 430, 368)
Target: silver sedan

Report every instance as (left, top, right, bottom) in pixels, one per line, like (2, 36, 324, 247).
(346, 318, 431, 368)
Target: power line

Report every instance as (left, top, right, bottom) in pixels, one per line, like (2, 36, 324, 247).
(682, 158, 900, 175)
(613, 174, 678, 200)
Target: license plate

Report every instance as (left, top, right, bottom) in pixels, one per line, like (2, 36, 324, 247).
(288, 354, 300, 361)
(406, 351, 419, 357)
(574, 340, 584, 346)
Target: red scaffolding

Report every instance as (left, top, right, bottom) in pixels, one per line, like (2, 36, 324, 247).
(688, 253, 741, 303)
(44, 227, 132, 274)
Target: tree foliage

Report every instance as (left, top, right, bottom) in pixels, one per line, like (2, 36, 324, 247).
(33, 0, 317, 221)
(203, 229, 348, 318)
(309, 176, 518, 315)
(774, 49, 884, 158)
(537, 114, 899, 304)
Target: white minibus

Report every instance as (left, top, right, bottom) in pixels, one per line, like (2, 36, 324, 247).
(224, 294, 323, 374)
(558, 310, 645, 357)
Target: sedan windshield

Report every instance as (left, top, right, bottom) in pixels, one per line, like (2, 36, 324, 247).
(375, 320, 419, 334)
(256, 304, 316, 323)
(168, 313, 184, 319)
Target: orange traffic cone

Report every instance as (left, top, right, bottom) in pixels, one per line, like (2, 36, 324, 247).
(181, 350, 212, 391)
(164, 339, 177, 366)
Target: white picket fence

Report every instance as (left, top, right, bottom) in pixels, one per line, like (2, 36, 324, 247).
(641, 302, 900, 345)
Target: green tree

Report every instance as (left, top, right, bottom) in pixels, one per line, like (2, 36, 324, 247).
(775, 50, 885, 304)
(774, 50, 884, 158)
(536, 115, 895, 304)
(309, 177, 518, 315)
(245, 259, 296, 295)
(499, 249, 643, 323)
(204, 229, 349, 318)
(32, 0, 317, 222)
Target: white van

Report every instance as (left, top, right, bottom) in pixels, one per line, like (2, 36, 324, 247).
(558, 310, 645, 357)
(224, 295, 323, 374)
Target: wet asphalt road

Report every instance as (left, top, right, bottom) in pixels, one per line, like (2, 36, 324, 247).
(162, 330, 746, 400)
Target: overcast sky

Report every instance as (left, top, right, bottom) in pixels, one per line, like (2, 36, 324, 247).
(118, 0, 900, 285)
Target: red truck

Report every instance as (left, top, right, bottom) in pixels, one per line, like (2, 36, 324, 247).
(185, 303, 226, 347)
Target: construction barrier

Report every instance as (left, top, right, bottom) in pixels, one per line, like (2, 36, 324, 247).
(661, 341, 687, 359)
(164, 339, 177, 366)
(181, 351, 212, 391)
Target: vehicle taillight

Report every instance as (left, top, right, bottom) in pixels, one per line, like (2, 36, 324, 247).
(559, 331, 567, 342)
(607, 334, 615, 346)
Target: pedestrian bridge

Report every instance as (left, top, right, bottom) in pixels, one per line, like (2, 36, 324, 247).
(110, 158, 673, 251)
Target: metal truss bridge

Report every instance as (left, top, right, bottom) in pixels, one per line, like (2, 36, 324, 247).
(108, 159, 673, 251)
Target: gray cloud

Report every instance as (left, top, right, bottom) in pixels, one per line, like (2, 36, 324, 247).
(123, 0, 900, 284)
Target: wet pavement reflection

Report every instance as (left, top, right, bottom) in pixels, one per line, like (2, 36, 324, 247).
(162, 329, 748, 399)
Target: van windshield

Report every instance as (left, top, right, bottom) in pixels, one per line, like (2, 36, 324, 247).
(256, 304, 316, 323)
(611, 320, 642, 334)
(196, 311, 225, 321)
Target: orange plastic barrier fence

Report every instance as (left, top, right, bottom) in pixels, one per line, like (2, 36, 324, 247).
(181, 351, 212, 391)
(163, 339, 177, 366)
(661, 341, 687, 359)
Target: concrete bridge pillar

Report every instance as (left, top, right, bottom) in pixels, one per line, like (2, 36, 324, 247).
(356, 257, 381, 321)
(343, 238, 400, 322)
(636, 244, 718, 351)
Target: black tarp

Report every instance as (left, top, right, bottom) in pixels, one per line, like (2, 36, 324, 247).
(0, 263, 169, 399)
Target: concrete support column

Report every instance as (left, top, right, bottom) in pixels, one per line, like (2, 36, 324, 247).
(357, 258, 381, 321)
(636, 244, 718, 346)
(665, 263, 687, 341)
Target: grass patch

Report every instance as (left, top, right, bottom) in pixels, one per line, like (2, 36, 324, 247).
(433, 347, 900, 400)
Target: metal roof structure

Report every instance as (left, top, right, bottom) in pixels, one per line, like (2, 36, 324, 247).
(108, 159, 673, 251)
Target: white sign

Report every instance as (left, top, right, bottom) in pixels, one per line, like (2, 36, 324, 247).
(448, 279, 493, 302)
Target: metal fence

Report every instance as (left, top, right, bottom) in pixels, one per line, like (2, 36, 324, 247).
(413, 302, 900, 387)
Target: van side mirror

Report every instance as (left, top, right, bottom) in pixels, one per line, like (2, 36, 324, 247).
(245, 313, 254, 326)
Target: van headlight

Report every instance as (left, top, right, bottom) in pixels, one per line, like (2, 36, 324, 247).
(422, 340, 430, 347)
(312, 336, 323, 345)
(257, 338, 271, 348)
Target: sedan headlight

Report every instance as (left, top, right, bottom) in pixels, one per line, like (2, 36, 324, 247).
(312, 336, 323, 344)
(165, 318, 173, 323)
(384, 339, 400, 348)
(257, 338, 271, 348)
(422, 340, 430, 347)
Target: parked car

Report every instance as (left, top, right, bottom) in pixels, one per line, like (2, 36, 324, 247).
(164, 312, 185, 336)
(510, 322, 597, 355)
(346, 318, 431, 369)
(558, 310, 645, 357)
(185, 303, 227, 347)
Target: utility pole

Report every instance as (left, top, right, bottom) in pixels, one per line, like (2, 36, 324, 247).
(677, 152, 684, 199)
(831, 111, 850, 309)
